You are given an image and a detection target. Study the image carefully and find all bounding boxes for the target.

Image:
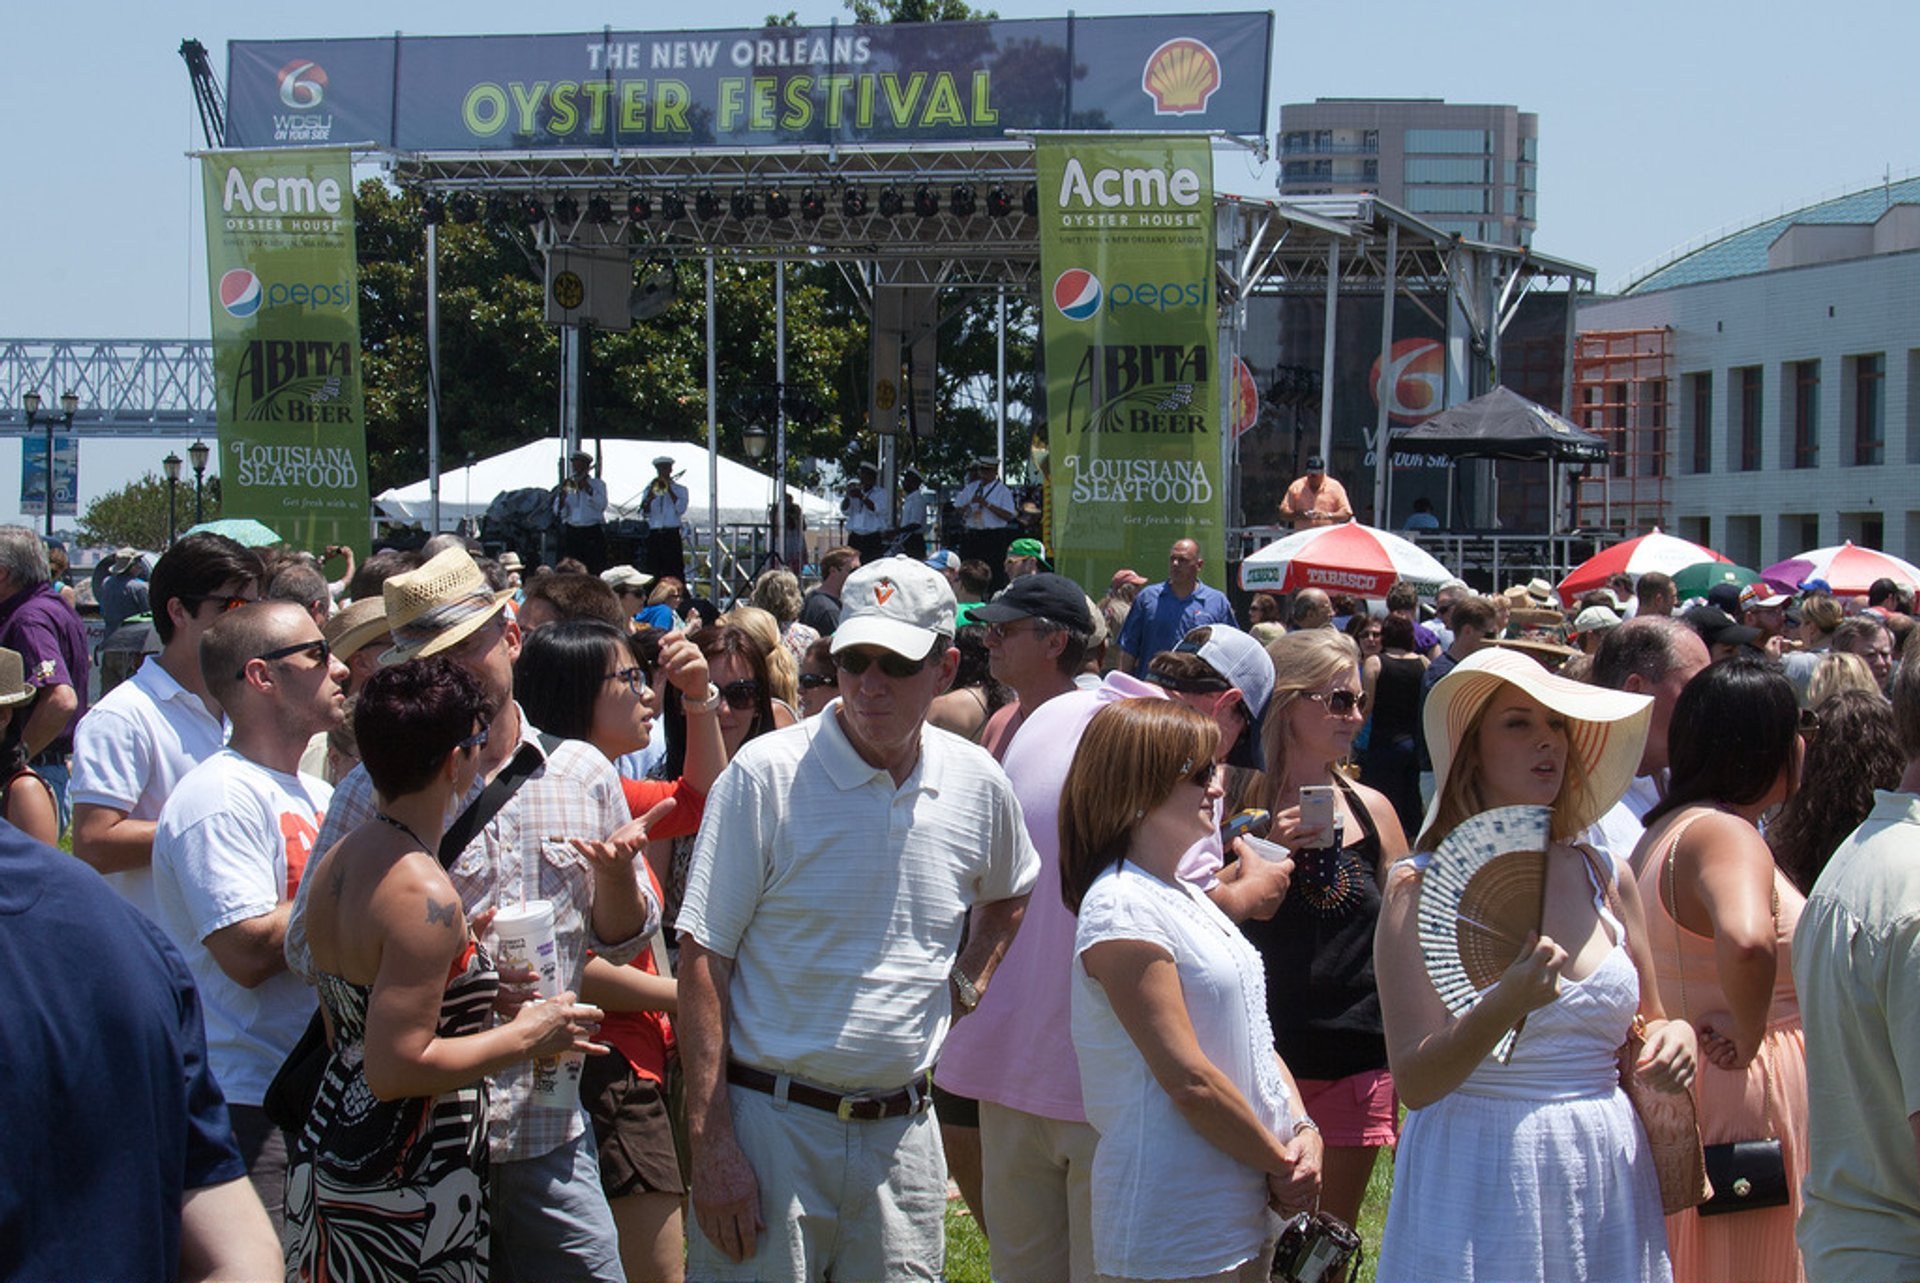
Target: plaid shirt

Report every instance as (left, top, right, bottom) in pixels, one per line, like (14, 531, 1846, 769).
(290, 705, 650, 1162)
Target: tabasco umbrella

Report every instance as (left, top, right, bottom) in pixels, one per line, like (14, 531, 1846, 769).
(1556, 529, 1727, 602)
(1760, 542, 1920, 596)
(1240, 521, 1453, 597)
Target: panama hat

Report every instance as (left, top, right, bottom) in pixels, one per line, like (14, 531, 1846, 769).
(1421, 647, 1652, 838)
(0, 648, 37, 708)
(379, 547, 516, 666)
(324, 597, 390, 665)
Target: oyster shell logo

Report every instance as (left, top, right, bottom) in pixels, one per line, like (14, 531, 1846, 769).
(1141, 38, 1221, 116)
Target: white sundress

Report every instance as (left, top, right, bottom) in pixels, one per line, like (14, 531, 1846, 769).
(1376, 851, 1672, 1283)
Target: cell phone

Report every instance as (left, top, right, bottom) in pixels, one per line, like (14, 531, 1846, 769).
(1297, 786, 1336, 849)
(1220, 808, 1271, 844)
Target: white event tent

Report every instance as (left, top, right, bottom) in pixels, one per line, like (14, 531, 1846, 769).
(374, 437, 837, 530)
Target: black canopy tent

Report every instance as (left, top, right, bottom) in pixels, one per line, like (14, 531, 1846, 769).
(1395, 385, 1608, 535)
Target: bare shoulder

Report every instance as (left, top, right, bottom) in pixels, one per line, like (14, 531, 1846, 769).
(371, 850, 466, 936)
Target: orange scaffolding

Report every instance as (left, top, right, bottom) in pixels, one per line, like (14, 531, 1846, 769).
(1570, 328, 1672, 533)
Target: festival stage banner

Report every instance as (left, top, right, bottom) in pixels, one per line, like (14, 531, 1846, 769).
(1037, 135, 1221, 592)
(201, 147, 369, 553)
(225, 13, 1272, 150)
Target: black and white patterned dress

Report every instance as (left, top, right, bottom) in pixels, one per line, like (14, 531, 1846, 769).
(285, 940, 497, 1283)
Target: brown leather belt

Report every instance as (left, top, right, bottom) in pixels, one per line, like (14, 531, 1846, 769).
(726, 1061, 933, 1122)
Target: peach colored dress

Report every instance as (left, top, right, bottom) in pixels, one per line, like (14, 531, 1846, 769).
(1637, 825, 1810, 1283)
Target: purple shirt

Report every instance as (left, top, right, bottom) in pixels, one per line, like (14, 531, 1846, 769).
(0, 581, 90, 752)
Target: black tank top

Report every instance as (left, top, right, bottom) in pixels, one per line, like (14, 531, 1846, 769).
(1239, 773, 1389, 1080)
(1370, 653, 1425, 740)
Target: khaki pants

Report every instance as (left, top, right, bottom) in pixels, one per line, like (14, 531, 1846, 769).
(979, 1100, 1100, 1283)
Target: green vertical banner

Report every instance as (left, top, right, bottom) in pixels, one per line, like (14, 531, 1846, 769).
(201, 148, 369, 553)
(1037, 135, 1221, 591)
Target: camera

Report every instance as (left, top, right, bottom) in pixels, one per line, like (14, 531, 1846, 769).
(1270, 1212, 1361, 1283)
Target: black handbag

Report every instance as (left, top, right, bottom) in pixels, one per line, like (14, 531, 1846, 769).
(262, 740, 549, 1134)
(1699, 1138, 1789, 1216)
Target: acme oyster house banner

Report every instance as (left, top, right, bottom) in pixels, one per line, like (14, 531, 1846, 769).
(224, 13, 1271, 150)
(202, 147, 370, 553)
(1038, 135, 1222, 592)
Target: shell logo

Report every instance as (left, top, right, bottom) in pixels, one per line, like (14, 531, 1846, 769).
(1141, 38, 1221, 116)
(1051, 269, 1103, 322)
(218, 268, 263, 319)
(1369, 338, 1446, 424)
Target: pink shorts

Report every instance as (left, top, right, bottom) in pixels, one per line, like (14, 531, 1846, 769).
(1294, 1068, 1399, 1148)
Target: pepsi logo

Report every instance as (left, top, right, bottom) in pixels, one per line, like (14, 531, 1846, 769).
(219, 269, 263, 319)
(1370, 338, 1446, 424)
(277, 59, 328, 110)
(1052, 269, 1103, 322)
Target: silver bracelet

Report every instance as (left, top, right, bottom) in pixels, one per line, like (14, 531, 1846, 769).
(1291, 1117, 1320, 1137)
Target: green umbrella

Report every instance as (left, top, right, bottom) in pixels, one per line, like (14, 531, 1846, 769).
(1671, 560, 1759, 600)
(183, 518, 283, 548)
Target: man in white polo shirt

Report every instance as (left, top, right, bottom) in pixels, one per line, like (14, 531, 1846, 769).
(678, 555, 1039, 1282)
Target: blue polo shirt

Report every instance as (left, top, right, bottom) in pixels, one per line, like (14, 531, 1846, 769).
(1117, 580, 1238, 665)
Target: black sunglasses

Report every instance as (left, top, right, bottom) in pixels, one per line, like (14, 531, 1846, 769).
(238, 638, 330, 680)
(1301, 689, 1366, 717)
(456, 721, 489, 752)
(1797, 707, 1820, 738)
(798, 672, 838, 690)
(719, 679, 761, 710)
(182, 592, 254, 614)
(1183, 760, 1217, 789)
(833, 649, 931, 679)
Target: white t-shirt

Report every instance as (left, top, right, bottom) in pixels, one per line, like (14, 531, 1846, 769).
(1073, 862, 1293, 1279)
(843, 485, 890, 535)
(69, 657, 227, 922)
(899, 488, 932, 529)
(678, 709, 1038, 1089)
(152, 749, 330, 1106)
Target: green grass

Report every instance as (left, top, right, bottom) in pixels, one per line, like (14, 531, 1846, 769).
(943, 1148, 1395, 1283)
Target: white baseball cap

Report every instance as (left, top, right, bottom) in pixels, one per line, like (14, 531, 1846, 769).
(830, 556, 958, 661)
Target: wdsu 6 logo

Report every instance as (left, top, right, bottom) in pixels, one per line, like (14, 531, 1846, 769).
(218, 268, 350, 318)
(1051, 269, 1205, 322)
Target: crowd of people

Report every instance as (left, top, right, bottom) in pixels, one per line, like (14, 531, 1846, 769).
(4, 519, 1918, 1283)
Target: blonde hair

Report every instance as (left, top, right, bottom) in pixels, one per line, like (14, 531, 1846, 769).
(1059, 699, 1220, 912)
(1257, 630, 1361, 809)
(1799, 593, 1843, 638)
(720, 605, 798, 707)
(1808, 651, 1878, 707)
(749, 568, 803, 626)
(1415, 681, 1597, 850)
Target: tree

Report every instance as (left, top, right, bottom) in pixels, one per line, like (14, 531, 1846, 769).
(79, 473, 222, 551)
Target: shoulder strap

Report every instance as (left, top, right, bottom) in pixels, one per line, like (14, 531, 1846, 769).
(435, 734, 559, 869)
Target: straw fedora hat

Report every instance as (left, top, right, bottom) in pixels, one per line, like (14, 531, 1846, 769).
(325, 597, 391, 665)
(0, 648, 37, 708)
(379, 547, 515, 666)
(1421, 647, 1651, 838)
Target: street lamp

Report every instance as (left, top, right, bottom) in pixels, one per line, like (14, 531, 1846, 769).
(21, 390, 78, 543)
(188, 439, 210, 524)
(163, 452, 183, 546)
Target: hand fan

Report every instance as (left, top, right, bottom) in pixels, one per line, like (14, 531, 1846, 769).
(1416, 804, 1552, 1064)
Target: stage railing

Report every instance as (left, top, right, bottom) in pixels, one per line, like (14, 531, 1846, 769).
(1230, 525, 1622, 595)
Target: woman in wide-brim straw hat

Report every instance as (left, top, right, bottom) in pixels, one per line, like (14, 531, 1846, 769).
(0, 647, 55, 845)
(1372, 647, 1698, 1283)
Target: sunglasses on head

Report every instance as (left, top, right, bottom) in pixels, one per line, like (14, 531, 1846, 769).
(237, 638, 330, 681)
(1300, 688, 1366, 716)
(833, 648, 931, 679)
(719, 680, 761, 710)
(798, 672, 837, 690)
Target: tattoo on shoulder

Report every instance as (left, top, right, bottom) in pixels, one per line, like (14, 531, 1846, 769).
(425, 898, 457, 928)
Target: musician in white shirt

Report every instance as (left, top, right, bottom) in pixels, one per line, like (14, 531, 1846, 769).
(552, 450, 610, 573)
(642, 454, 690, 581)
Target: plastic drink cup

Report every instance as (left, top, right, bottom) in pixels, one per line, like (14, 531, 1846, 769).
(1242, 835, 1291, 863)
(490, 899, 582, 1111)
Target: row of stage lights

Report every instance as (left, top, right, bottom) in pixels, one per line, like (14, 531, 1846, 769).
(421, 184, 1039, 227)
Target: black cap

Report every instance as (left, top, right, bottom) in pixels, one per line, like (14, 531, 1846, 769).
(1705, 582, 1743, 614)
(1682, 605, 1762, 649)
(1305, 454, 1326, 471)
(969, 573, 1094, 632)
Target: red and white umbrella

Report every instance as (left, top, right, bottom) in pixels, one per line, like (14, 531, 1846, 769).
(1240, 522, 1453, 597)
(1760, 542, 1920, 596)
(1557, 528, 1727, 601)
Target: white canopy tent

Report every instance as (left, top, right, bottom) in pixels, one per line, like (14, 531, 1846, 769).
(374, 437, 837, 530)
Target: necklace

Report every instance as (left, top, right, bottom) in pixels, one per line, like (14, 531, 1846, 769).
(373, 811, 430, 851)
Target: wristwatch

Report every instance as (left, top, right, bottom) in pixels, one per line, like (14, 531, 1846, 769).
(1292, 1117, 1320, 1138)
(949, 966, 981, 1014)
(684, 683, 722, 716)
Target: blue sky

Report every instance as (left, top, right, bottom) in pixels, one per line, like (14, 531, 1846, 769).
(0, 0, 1913, 531)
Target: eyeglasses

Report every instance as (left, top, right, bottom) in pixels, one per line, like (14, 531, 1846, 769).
(799, 672, 837, 691)
(719, 680, 761, 710)
(604, 665, 652, 694)
(833, 649, 931, 679)
(985, 619, 1039, 642)
(237, 638, 330, 680)
(456, 722, 489, 752)
(181, 592, 254, 614)
(1300, 688, 1367, 717)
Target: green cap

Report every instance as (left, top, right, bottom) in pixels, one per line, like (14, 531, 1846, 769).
(1007, 537, 1047, 559)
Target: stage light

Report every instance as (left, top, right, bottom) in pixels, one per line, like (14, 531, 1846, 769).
(764, 189, 791, 219)
(628, 191, 653, 220)
(842, 187, 868, 218)
(586, 195, 614, 225)
(950, 185, 977, 217)
(660, 191, 687, 220)
(879, 188, 906, 217)
(729, 191, 756, 220)
(421, 194, 445, 225)
(986, 186, 1013, 218)
(520, 195, 547, 225)
(449, 192, 479, 223)
(800, 189, 826, 220)
(485, 196, 512, 225)
(696, 190, 721, 220)
(552, 194, 580, 225)
(1023, 185, 1039, 216)
(913, 186, 940, 218)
